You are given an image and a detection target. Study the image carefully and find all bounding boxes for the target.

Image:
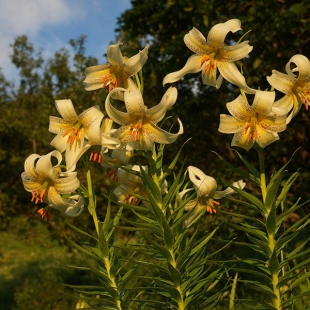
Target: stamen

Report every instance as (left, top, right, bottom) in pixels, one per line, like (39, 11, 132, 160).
(199, 55, 210, 69)
(102, 74, 112, 88)
(206, 200, 220, 214)
(109, 77, 118, 92)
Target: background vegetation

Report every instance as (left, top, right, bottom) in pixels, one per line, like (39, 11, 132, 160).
(0, 0, 309, 308)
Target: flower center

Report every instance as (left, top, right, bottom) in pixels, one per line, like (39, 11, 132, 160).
(130, 120, 145, 141)
(206, 199, 220, 214)
(63, 122, 83, 145)
(297, 87, 310, 110)
(244, 116, 258, 141)
(200, 53, 216, 74)
(31, 180, 51, 204)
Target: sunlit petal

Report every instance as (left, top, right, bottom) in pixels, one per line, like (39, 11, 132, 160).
(107, 41, 124, 66)
(218, 114, 245, 133)
(207, 19, 242, 47)
(163, 55, 202, 85)
(124, 45, 149, 76)
(147, 87, 178, 123)
(218, 61, 256, 93)
(55, 99, 78, 121)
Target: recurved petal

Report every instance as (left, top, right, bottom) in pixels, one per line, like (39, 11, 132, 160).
(188, 166, 217, 197)
(54, 172, 80, 194)
(213, 179, 245, 199)
(221, 41, 253, 62)
(163, 55, 202, 85)
(207, 19, 242, 48)
(124, 88, 146, 117)
(105, 88, 131, 125)
(36, 151, 62, 180)
(124, 45, 149, 76)
(84, 63, 112, 86)
(107, 41, 124, 66)
(251, 90, 275, 115)
(267, 70, 296, 95)
(184, 27, 214, 55)
(226, 95, 251, 121)
(23, 153, 43, 180)
(49, 194, 84, 217)
(218, 114, 245, 133)
(285, 54, 310, 80)
(55, 99, 78, 122)
(144, 118, 183, 144)
(147, 87, 178, 123)
(217, 61, 255, 93)
(21, 172, 42, 192)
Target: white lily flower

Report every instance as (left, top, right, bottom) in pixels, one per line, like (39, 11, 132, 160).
(218, 91, 287, 151)
(84, 41, 149, 92)
(113, 165, 148, 205)
(21, 151, 84, 217)
(105, 86, 183, 150)
(267, 54, 310, 123)
(49, 99, 114, 171)
(181, 166, 245, 226)
(163, 19, 255, 93)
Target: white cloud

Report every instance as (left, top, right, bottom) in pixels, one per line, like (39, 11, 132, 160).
(0, 0, 84, 82)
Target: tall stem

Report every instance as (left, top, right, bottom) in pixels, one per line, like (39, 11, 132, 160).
(258, 147, 281, 309)
(85, 160, 99, 236)
(257, 147, 267, 203)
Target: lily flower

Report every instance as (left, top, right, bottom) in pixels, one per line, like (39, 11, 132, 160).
(84, 41, 149, 92)
(181, 166, 245, 226)
(163, 19, 255, 93)
(267, 54, 310, 123)
(218, 90, 287, 151)
(49, 99, 116, 171)
(21, 151, 84, 217)
(113, 165, 148, 205)
(105, 86, 183, 150)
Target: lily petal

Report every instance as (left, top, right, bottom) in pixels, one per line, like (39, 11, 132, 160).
(107, 41, 124, 66)
(217, 61, 256, 93)
(144, 119, 184, 144)
(55, 99, 78, 122)
(147, 87, 178, 123)
(218, 114, 246, 133)
(105, 88, 131, 125)
(285, 54, 310, 79)
(207, 19, 242, 47)
(163, 55, 202, 85)
(251, 90, 275, 114)
(123, 45, 149, 76)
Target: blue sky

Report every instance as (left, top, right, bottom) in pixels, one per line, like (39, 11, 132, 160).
(0, 0, 132, 83)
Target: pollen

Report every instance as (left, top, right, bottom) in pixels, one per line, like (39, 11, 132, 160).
(206, 200, 220, 214)
(200, 55, 216, 74)
(130, 123, 144, 141)
(63, 125, 82, 145)
(298, 88, 310, 110)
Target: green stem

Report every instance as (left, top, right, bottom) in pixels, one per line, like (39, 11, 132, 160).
(257, 146, 267, 203)
(268, 235, 281, 309)
(85, 161, 99, 236)
(169, 251, 185, 310)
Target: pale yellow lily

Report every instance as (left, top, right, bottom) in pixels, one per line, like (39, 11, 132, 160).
(218, 91, 287, 151)
(113, 165, 148, 206)
(180, 166, 245, 226)
(84, 41, 149, 92)
(49, 99, 118, 171)
(21, 150, 84, 217)
(267, 54, 310, 123)
(105, 86, 183, 150)
(163, 19, 255, 93)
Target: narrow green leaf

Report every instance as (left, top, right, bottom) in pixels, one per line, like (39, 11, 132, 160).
(246, 234, 271, 257)
(65, 221, 98, 241)
(189, 227, 219, 257)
